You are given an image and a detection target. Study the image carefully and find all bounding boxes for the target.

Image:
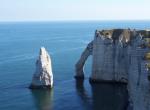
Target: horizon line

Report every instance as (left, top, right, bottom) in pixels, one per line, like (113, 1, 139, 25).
(0, 19, 150, 23)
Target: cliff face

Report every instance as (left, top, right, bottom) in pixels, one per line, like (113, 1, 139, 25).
(128, 48, 150, 110)
(29, 47, 53, 89)
(75, 29, 150, 110)
(91, 29, 130, 83)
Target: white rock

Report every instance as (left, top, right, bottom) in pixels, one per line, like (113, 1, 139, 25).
(76, 29, 150, 110)
(29, 47, 53, 89)
(128, 47, 150, 110)
(75, 41, 93, 79)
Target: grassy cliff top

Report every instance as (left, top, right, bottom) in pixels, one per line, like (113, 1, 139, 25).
(96, 29, 150, 43)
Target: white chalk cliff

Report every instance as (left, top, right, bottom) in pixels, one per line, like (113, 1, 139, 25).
(29, 47, 53, 89)
(76, 29, 150, 110)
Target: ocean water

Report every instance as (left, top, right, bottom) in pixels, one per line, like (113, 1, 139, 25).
(0, 21, 150, 110)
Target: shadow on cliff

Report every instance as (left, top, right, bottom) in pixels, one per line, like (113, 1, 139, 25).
(75, 79, 129, 110)
(30, 89, 53, 110)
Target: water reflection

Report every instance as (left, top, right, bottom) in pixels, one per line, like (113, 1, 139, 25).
(75, 79, 92, 110)
(75, 79, 129, 110)
(91, 83, 128, 110)
(31, 89, 53, 110)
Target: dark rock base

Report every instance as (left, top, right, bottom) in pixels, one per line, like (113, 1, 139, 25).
(29, 84, 52, 89)
(74, 75, 84, 80)
(89, 77, 127, 85)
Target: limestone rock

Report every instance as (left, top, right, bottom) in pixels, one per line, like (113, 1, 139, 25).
(76, 29, 150, 83)
(92, 29, 140, 83)
(76, 29, 150, 110)
(75, 41, 93, 79)
(128, 47, 150, 110)
(29, 47, 53, 89)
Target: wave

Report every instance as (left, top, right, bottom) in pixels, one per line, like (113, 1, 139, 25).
(0, 54, 37, 65)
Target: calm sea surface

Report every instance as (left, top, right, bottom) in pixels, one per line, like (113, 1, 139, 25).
(0, 21, 150, 110)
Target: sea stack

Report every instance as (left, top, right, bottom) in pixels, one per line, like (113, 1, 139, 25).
(29, 47, 53, 89)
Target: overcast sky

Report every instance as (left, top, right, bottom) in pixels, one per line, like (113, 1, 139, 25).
(0, 0, 149, 21)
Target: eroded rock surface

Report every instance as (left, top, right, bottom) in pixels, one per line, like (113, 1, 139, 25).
(29, 47, 53, 89)
(75, 41, 93, 79)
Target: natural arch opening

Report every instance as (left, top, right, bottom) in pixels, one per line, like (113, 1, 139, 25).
(75, 41, 93, 79)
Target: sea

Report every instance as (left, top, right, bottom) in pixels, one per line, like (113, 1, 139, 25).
(0, 21, 150, 110)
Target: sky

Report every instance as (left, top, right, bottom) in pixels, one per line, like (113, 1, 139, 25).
(0, 0, 150, 21)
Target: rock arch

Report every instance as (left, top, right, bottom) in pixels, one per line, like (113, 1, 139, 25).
(75, 41, 93, 79)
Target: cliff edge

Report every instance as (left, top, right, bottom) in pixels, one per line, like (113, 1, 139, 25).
(75, 29, 150, 110)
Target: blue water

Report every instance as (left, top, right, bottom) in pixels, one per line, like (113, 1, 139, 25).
(0, 21, 150, 110)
